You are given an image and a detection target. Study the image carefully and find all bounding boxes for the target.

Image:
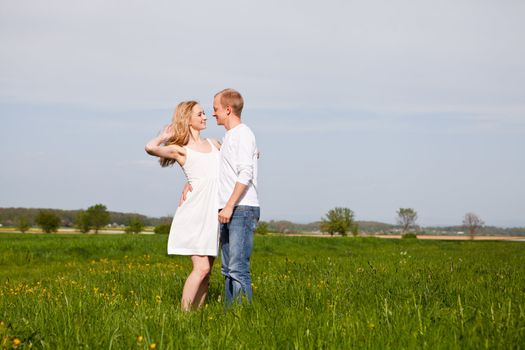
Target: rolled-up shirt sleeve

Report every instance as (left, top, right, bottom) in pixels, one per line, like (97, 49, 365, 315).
(235, 129, 256, 185)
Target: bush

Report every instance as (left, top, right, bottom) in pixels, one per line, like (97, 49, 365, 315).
(125, 217, 144, 234)
(75, 211, 91, 233)
(87, 204, 110, 233)
(35, 211, 61, 233)
(154, 223, 171, 234)
(351, 223, 359, 237)
(320, 207, 355, 236)
(16, 217, 31, 233)
(255, 221, 269, 235)
(401, 233, 418, 239)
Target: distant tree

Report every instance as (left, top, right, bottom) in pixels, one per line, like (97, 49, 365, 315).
(320, 207, 354, 236)
(87, 204, 110, 233)
(154, 223, 171, 234)
(255, 221, 269, 235)
(397, 208, 418, 233)
(35, 211, 61, 233)
(125, 217, 144, 234)
(75, 210, 91, 233)
(463, 212, 484, 240)
(351, 222, 359, 237)
(16, 217, 31, 233)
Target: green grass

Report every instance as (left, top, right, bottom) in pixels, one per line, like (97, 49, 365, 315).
(1, 233, 524, 349)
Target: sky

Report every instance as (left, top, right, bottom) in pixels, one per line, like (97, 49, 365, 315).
(1, 0, 524, 227)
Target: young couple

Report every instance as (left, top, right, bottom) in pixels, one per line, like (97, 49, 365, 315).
(145, 88, 259, 311)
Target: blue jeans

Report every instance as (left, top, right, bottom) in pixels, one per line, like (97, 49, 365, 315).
(220, 205, 260, 305)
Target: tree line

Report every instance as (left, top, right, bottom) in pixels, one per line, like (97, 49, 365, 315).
(0, 207, 171, 228)
(313, 207, 492, 239)
(255, 207, 524, 238)
(5, 205, 172, 234)
(3, 206, 524, 237)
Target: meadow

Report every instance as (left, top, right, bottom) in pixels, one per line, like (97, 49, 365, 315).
(0, 233, 524, 349)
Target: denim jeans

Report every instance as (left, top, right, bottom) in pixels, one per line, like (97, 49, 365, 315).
(220, 205, 260, 305)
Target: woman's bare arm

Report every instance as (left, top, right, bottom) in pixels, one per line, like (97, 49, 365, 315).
(145, 125, 185, 163)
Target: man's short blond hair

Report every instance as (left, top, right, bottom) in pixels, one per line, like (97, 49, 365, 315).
(215, 88, 244, 117)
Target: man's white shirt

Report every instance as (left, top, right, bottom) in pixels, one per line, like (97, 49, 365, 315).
(218, 123, 259, 208)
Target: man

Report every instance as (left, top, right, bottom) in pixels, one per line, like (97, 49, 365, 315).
(213, 88, 259, 305)
(181, 88, 259, 305)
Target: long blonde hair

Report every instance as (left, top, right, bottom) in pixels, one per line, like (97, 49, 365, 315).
(159, 100, 198, 167)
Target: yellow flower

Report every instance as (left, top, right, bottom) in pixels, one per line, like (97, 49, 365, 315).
(13, 338, 22, 348)
(136, 335, 144, 343)
(149, 342, 157, 349)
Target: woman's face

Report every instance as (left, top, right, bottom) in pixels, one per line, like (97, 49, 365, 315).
(189, 104, 207, 131)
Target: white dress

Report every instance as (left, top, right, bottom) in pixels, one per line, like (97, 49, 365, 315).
(167, 139, 220, 256)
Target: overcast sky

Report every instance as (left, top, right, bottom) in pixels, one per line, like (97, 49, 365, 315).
(1, 0, 524, 226)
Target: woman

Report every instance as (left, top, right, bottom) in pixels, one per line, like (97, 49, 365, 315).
(145, 101, 221, 311)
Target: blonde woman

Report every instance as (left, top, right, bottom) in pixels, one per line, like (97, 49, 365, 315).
(145, 101, 221, 311)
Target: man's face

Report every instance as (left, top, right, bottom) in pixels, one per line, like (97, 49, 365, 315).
(213, 95, 228, 126)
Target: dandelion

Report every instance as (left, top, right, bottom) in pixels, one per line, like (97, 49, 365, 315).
(149, 342, 157, 349)
(12, 338, 22, 348)
(155, 295, 161, 304)
(136, 335, 144, 343)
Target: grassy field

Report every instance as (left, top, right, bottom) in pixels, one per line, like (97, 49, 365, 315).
(0, 233, 524, 349)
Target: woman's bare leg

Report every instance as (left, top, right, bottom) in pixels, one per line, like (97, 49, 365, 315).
(181, 255, 213, 311)
(193, 256, 215, 308)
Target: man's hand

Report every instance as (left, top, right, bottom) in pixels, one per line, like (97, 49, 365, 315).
(178, 183, 193, 207)
(219, 183, 247, 224)
(218, 206, 234, 224)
